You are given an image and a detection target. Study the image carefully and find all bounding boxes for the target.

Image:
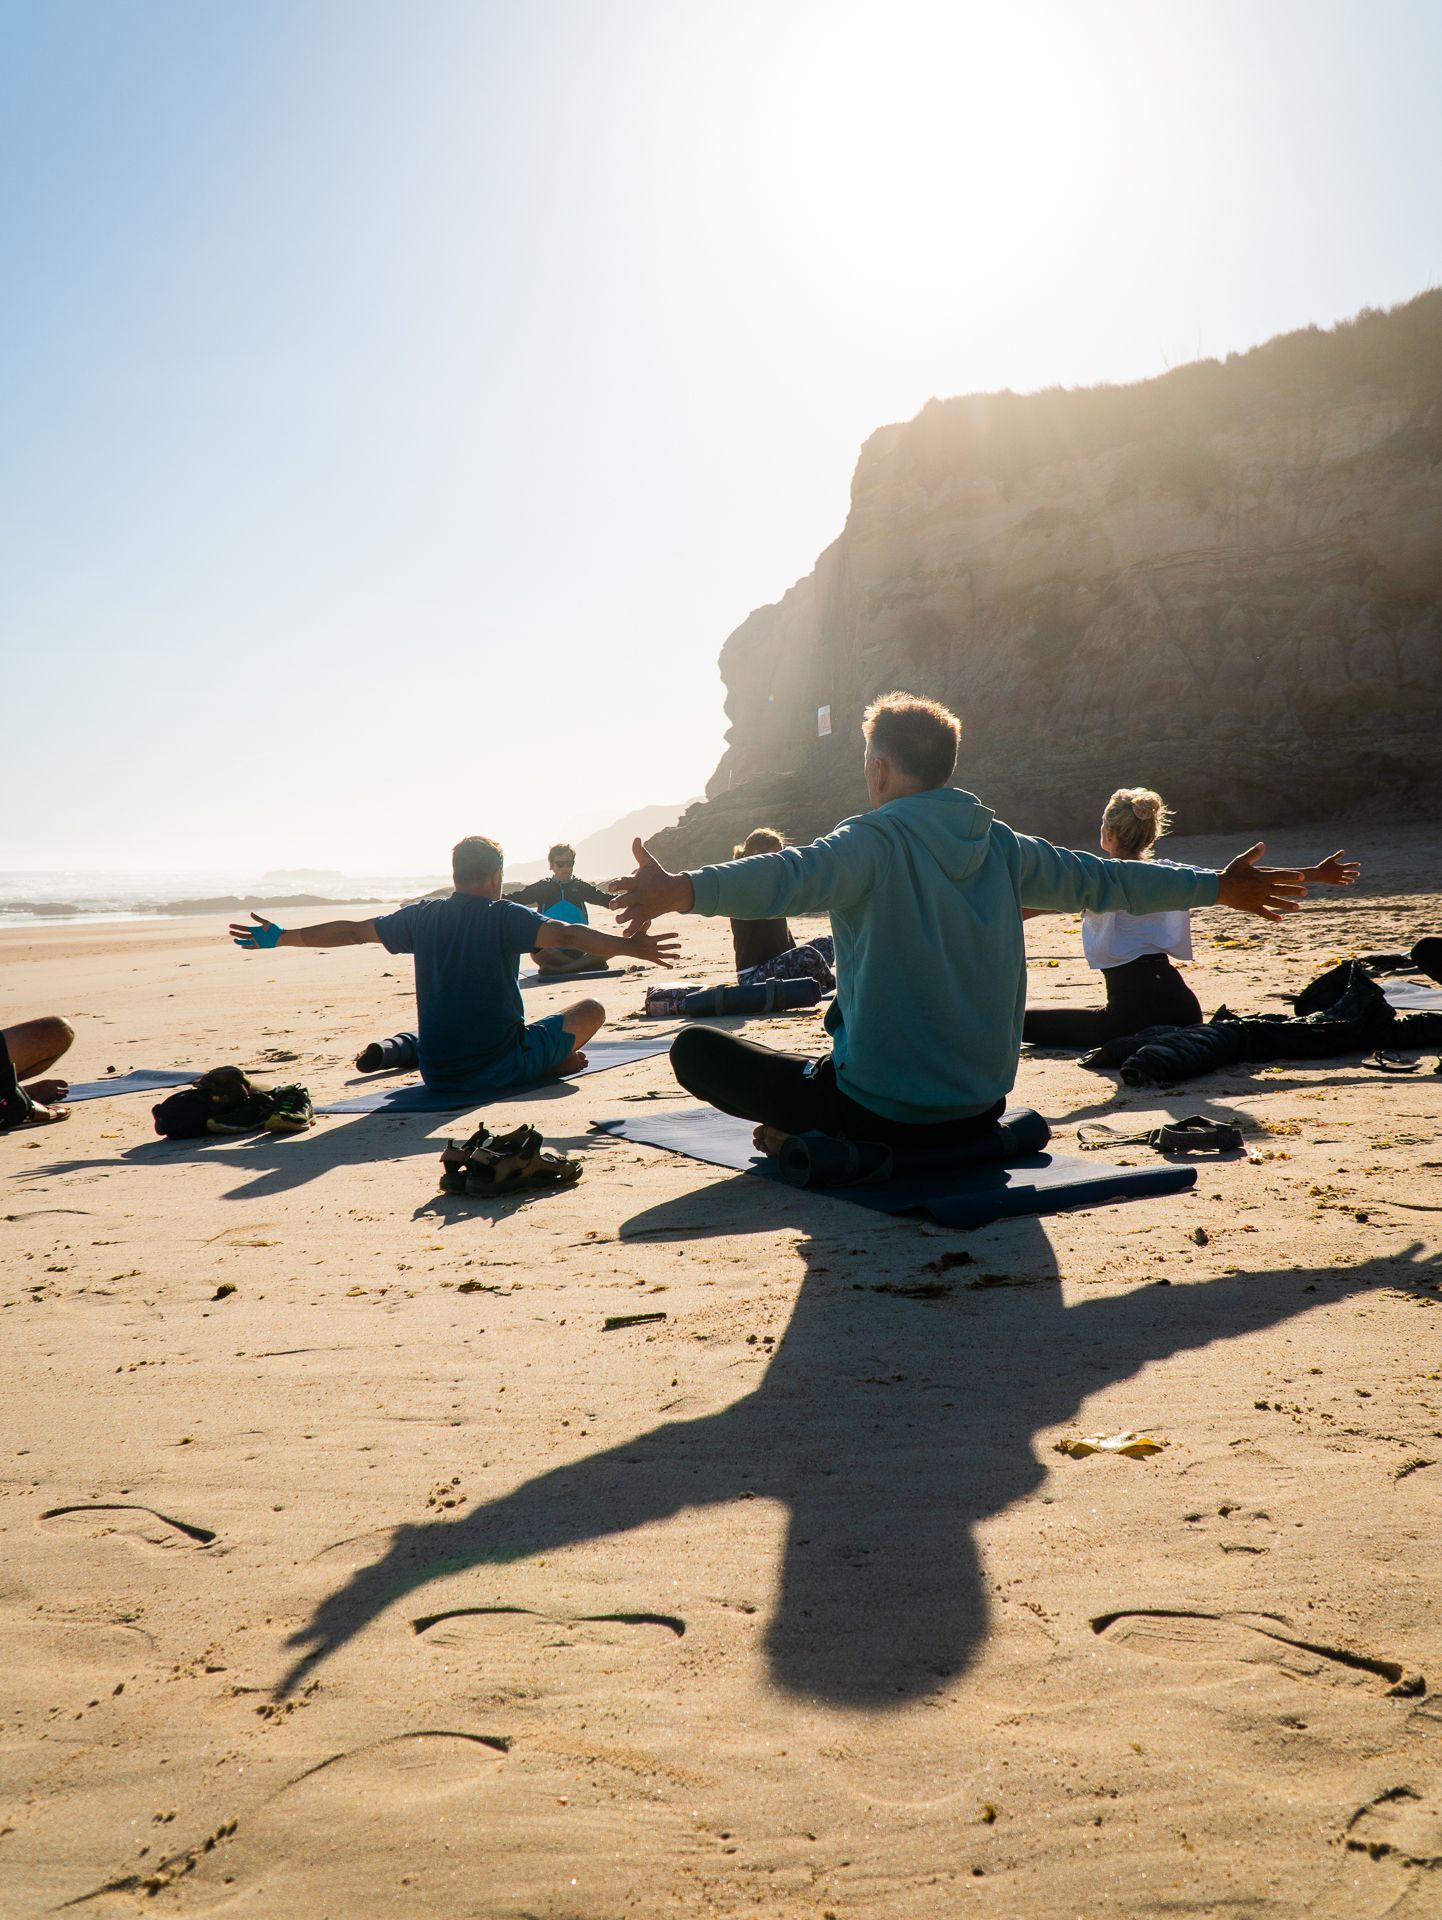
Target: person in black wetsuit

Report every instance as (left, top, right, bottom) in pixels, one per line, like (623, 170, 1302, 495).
(506, 843, 617, 977)
(727, 827, 835, 989)
(1022, 787, 1360, 1050)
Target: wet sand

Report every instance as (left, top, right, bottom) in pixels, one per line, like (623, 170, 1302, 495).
(3, 823, 1440, 1918)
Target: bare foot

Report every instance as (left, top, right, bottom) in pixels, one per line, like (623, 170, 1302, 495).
(752, 1124, 790, 1158)
(550, 1050, 589, 1077)
(26, 1079, 69, 1104)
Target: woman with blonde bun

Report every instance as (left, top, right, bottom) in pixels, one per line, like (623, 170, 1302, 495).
(727, 827, 836, 989)
(1023, 789, 1359, 1048)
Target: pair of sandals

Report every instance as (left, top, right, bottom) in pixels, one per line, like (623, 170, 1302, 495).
(439, 1122, 582, 1198)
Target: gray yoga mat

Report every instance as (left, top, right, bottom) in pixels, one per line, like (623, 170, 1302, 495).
(593, 1107, 1196, 1229)
(317, 1035, 673, 1115)
(63, 1070, 201, 1103)
(1383, 979, 1442, 1010)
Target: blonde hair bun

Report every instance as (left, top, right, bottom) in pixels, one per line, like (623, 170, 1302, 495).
(1102, 787, 1174, 856)
(735, 826, 786, 859)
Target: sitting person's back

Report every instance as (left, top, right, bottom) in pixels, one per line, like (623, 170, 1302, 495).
(375, 891, 547, 1085)
(727, 827, 795, 975)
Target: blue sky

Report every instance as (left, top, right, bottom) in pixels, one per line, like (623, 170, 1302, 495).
(3, 0, 1440, 874)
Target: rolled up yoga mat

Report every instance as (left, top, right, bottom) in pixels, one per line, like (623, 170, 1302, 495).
(355, 1033, 419, 1074)
(681, 979, 822, 1017)
(775, 1107, 1053, 1189)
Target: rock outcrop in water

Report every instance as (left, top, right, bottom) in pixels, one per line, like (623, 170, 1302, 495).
(656, 293, 1442, 864)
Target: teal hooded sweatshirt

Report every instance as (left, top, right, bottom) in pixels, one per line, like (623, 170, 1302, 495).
(685, 788, 1221, 1125)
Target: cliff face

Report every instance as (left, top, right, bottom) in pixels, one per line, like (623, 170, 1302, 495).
(656, 293, 1442, 864)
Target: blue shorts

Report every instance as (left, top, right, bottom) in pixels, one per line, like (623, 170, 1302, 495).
(506, 1012, 577, 1084)
(413, 1013, 577, 1092)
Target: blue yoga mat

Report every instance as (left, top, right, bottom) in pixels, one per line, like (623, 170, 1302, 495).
(317, 1035, 673, 1114)
(1383, 979, 1442, 1010)
(64, 1069, 200, 1104)
(592, 1107, 1196, 1228)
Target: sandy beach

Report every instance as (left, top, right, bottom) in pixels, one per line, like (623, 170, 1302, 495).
(3, 822, 1441, 1919)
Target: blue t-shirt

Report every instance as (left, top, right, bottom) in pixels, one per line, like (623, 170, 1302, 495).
(374, 893, 547, 1085)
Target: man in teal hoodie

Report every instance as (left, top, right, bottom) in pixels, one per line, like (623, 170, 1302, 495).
(610, 692, 1307, 1150)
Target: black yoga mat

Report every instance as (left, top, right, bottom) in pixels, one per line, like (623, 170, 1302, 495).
(592, 1106, 1195, 1229)
(317, 1036, 672, 1114)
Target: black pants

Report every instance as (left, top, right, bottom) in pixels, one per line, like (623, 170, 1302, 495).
(669, 1026, 1004, 1148)
(1022, 952, 1203, 1051)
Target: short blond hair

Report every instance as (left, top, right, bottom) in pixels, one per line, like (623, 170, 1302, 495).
(862, 692, 961, 789)
(734, 826, 786, 859)
(1102, 787, 1173, 857)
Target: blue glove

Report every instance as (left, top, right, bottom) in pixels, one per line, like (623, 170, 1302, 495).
(231, 914, 283, 950)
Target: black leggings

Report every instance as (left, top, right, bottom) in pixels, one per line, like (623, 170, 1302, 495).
(670, 1026, 1004, 1148)
(1022, 953, 1203, 1051)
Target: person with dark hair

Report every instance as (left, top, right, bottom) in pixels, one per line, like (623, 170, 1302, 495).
(611, 691, 1312, 1154)
(0, 1014, 74, 1130)
(230, 835, 678, 1091)
(506, 842, 618, 977)
(726, 827, 835, 989)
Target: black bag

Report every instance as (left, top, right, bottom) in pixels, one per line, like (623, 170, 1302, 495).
(152, 1066, 255, 1139)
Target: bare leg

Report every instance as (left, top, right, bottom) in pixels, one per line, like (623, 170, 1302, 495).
(4, 1016, 74, 1104)
(1, 1017, 74, 1125)
(552, 996, 606, 1074)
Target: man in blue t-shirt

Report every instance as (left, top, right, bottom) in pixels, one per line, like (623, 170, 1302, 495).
(230, 835, 678, 1089)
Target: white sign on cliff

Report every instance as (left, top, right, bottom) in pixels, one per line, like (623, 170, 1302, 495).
(817, 705, 831, 737)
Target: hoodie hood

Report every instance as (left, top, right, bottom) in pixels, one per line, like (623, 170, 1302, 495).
(866, 786, 995, 883)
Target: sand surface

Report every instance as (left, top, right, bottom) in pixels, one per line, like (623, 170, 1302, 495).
(3, 824, 1441, 1919)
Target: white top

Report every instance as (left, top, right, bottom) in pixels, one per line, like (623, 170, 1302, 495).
(1081, 861, 1194, 971)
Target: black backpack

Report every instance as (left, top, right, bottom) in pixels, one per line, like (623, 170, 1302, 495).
(152, 1066, 255, 1139)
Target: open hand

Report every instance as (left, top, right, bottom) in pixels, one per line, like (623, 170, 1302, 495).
(1216, 843, 1307, 922)
(230, 912, 283, 949)
(1307, 849, 1361, 887)
(625, 929, 683, 969)
(610, 838, 694, 935)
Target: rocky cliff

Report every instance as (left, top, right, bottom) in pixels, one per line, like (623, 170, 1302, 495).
(656, 293, 1442, 864)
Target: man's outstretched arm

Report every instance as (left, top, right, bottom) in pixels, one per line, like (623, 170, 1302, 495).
(1014, 837, 1307, 923)
(229, 913, 382, 950)
(610, 826, 884, 935)
(532, 919, 680, 968)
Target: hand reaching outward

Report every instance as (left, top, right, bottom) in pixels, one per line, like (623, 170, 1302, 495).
(230, 912, 283, 949)
(1215, 843, 1307, 923)
(623, 930, 683, 969)
(610, 838, 695, 936)
(1302, 849, 1361, 887)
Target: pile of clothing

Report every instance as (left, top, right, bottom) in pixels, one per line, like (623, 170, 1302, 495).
(152, 1067, 314, 1138)
(1083, 941, 1442, 1088)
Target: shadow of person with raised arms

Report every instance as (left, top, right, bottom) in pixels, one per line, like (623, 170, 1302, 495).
(278, 1169, 1438, 1706)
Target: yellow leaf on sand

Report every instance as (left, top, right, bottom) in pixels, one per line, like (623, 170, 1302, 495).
(1055, 1430, 1166, 1459)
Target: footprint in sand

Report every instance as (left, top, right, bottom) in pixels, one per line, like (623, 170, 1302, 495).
(40, 1504, 217, 1550)
(73, 1730, 703, 1916)
(1305, 1784, 1442, 1919)
(411, 1603, 685, 1648)
(1092, 1608, 1424, 1696)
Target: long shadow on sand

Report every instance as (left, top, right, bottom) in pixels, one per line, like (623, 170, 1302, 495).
(278, 1168, 1440, 1707)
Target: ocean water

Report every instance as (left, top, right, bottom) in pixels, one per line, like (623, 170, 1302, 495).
(0, 870, 445, 928)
